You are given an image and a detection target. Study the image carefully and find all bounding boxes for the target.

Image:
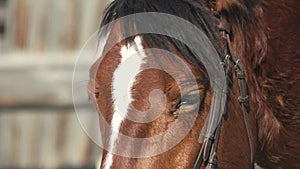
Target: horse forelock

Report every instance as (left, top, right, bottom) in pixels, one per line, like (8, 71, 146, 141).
(99, 0, 223, 60)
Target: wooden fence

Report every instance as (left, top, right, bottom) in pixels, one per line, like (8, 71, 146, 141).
(0, 0, 111, 168)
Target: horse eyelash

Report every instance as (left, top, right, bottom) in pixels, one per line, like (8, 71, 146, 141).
(176, 96, 199, 108)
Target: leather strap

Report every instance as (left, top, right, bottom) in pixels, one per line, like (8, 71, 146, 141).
(194, 14, 254, 169)
(224, 33, 255, 169)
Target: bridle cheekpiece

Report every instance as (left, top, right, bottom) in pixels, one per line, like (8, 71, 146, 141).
(193, 14, 254, 169)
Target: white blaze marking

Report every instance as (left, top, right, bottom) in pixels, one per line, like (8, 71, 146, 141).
(103, 36, 146, 169)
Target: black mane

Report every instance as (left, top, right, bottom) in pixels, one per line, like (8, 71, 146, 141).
(99, 0, 223, 76)
(101, 0, 216, 31)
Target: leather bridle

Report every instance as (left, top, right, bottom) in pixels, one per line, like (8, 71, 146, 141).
(193, 15, 255, 169)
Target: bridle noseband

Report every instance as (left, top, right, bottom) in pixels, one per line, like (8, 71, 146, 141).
(193, 15, 254, 169)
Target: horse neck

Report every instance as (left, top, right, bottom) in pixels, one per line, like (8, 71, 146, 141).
(212, 0, 267, 115)
(207, 0, 268, 105)
(207, 0, 268, 166)
(214, 1, 300, 168)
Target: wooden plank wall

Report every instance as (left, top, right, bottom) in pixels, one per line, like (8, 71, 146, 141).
(0, 0, 112, 168)
(2, 0, 111, 51)
(0, 0, 8, 50)
(0, 53, 103, 168)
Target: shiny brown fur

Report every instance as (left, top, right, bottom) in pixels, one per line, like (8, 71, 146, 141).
(89, 0, 300, 168)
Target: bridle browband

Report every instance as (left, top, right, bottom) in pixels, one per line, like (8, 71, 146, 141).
(193, 15, 255, 169)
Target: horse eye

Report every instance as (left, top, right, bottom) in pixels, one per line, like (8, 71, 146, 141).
(175, 101, 183, 109)
(175, 95, 199, 109)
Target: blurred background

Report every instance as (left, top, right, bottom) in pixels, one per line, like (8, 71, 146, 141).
(0, 0, 111, 168)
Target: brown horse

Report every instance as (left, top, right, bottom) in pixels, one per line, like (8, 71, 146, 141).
(88, 0, 300, 168)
